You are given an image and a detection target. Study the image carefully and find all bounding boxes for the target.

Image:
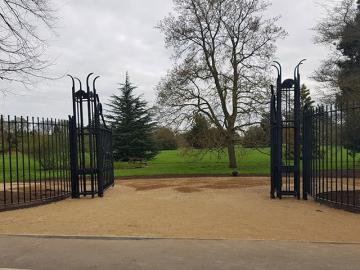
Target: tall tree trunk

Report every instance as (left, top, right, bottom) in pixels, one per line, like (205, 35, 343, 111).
(227, 142, 237, 169)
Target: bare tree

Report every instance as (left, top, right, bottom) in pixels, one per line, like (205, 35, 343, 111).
(0, 0, 55, 90)
(156, 0, 286, 168)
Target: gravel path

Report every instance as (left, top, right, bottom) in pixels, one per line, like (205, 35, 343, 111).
(0, 177, 359, 243)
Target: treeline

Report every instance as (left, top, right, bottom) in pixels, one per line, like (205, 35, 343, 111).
(154, 113, 268, 151)
(106, 73, 317, 162)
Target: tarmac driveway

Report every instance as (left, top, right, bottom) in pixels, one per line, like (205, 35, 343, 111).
(0, 235, 359, 270)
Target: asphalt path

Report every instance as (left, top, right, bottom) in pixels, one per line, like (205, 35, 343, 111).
(0, 235, 359, 270)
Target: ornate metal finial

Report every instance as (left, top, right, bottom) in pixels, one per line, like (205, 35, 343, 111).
(271, 61, 282, 77)
(86, 73, 94, 92)
(294, 59, 306, 79)
(67, 74, 75, 90)
(93, 76, 100, 93)
(75, 77, 82, 90)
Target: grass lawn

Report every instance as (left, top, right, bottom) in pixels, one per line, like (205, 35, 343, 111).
(114, 146, 360, 178)
(1, 146, 358, 179)
(0, 153, 69, 182)
(114, 148, 271, 177)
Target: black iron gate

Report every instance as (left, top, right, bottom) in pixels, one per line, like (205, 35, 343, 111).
(270, 61, 305, 199)
(68, 73, 114, 198)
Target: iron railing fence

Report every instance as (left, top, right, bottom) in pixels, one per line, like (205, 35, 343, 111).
(98, 127, 114, 192)
(303, 103, 360, 212)
(0, 115, 71, 210)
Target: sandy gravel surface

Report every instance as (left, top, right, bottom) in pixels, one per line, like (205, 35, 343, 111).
(0, 177, 359, 243)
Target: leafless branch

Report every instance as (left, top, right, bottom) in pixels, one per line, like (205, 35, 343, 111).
(0, 0, 56, 91)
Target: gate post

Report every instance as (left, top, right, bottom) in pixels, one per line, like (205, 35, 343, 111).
(302, 108, 312, 200)
(69, 116, 79, 198)
(270, 60, 305, 200)
(270, 85, 276, 199)
(294, 65, 301, 200)
(68, 73, 114, 199)
(93, 77, 104, 198)
(275, 64, 283, 199)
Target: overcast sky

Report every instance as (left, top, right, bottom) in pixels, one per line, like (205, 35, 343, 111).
(0, 0, 331, 119)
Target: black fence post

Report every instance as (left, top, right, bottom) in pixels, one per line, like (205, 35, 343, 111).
(275, 66, 282, 199)
(69, 116, 79, 198)
(302, 108, 312, 200)
(270, 85, 276, 199)
(294, 67, 301, 200)
(96, 128, 104, 198)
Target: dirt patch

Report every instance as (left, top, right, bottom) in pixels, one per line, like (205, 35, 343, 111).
(198, 179, 267, 190)
(120, 174, 269, 180)
(174, 187, 202, 193)
(128, 183, 175, 191)
(123, 178, 268, 193)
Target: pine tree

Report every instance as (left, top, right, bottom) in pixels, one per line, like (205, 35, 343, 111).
(300, 84, 315, 111)
(186, 113, 210, 149)
(107, 74, 158, 161)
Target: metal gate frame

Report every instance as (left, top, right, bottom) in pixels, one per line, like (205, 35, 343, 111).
(270, 60, 305, 200)
(68, 73, 114, 198)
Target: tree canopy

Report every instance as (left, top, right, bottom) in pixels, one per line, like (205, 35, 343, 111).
(0, 0, 55, 90)
(157, 0, 286, 168)
(313, 0, 360, 102)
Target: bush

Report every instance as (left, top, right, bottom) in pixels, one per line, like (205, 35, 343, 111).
(242, 126, 269, 148)
(153, 127, 178, 150)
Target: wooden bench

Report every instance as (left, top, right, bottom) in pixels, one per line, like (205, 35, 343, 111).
(128, 157, 147, 167)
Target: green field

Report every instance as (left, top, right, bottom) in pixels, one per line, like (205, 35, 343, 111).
(0, 148, 270, 181)
(114, 148, 271, 177)
(115, 146, 360, 177)
(1, 146, 359, 180)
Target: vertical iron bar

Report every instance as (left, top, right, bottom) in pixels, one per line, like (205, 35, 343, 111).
(330, 106, 333, 203)
(14, 116, 20, 204)
(50, 118, 55, 197)
(27, 117, 31, 202)
(346, 104, 349, 206)
(21, 116, 25, 203)
(346, 104, 350, 206)
(335, 107, 338, 203)
(59, 120, 64, 195)
(325, 106, 329, 201)
(340, 106, 343, 204)
(38, 117, 42, 200)
(317, 107, 320, 200)
(353, 102, 356, 207)
(276, 72, 282, 198)
(32, 117, 37, 200)
(294, 74, 300, 199)
(1, 115, 6, 205)
(69, 116, 79, 198)
(270, 87, 275, 198)
(65, 120, 70, 194)
(321, 107, 325, 199)
(8, 115, 13, 204)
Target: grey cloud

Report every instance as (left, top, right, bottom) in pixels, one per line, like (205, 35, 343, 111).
(0, 0, 329, 118)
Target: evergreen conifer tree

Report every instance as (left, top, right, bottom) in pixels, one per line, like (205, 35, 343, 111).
(107, 74, 158, 161)
(300, 84, 315, 111)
